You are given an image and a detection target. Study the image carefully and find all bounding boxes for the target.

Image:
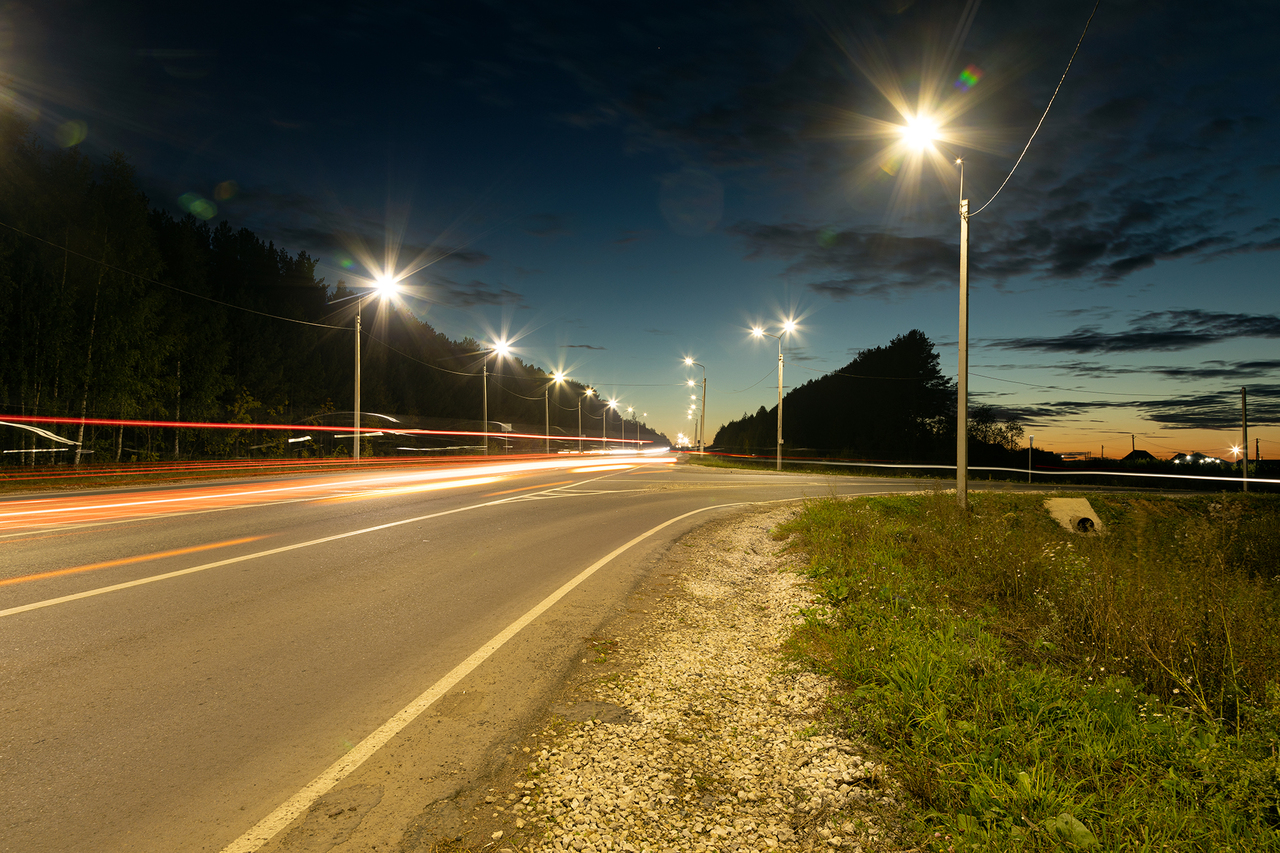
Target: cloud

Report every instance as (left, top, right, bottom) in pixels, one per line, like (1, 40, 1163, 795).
(988, 310, 1280, 354)
(434, 279, 527, 308)
(982, 357, 1280, 383)
(522, 213, 571, 238)
(560, 343, 606, 350)
(645, 328, 675, 336)
(1000, 383, 1280, 432)
(731, 221, 957, 299)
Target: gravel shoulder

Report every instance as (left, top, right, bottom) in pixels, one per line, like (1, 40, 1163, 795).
(429, 503, 910, 853)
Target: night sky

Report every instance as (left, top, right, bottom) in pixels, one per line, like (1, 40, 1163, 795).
(9, 0, 1280, 457)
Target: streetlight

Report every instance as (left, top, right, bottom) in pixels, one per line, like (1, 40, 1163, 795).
(606, 399, 619, 449)
(751, 320, 795, 471)
(579, 387, 594, 454)
(353, 275, 398, 461)
(626, 406, 634, 449)
(1028, 435, 1035, 484)
(900, 117, 971, 507)
(481, 339, 511, 456)
(546, 372, 566, 455)
(684, 358, 707, 454)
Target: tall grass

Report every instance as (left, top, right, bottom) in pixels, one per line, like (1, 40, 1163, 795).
(780, 492, 1280, 851)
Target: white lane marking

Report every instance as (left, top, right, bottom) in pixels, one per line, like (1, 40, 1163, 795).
(0, 473, 621, 620)
(218, 500, 745, 853)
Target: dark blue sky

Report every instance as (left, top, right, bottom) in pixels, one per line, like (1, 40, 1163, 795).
(12, 0, 1280, 455)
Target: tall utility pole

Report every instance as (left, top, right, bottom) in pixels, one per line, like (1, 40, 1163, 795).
(354, 300, 362, 461)
(1242, 386, 1249, 492)
(957, 196, 970, 509)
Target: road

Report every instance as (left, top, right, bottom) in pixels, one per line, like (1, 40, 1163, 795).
(0, 455, 928, 852)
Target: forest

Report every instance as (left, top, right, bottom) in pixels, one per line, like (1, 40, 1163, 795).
(710, 330, 1030, 466)
(0, 115, 651, 465)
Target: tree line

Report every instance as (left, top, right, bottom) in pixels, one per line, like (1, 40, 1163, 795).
(0, 116, 657, 464)
(711, 329, 1030, 466)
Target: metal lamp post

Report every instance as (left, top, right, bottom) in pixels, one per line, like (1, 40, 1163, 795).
(579, 388, 593, 454)
(606, 400, 618, 450)
(751, 322, 794, 471)
(480, 340, 511, 456)
(545, 372, 566, 455)
(684, 358, 706, 454)
(353, 277, 397, 462)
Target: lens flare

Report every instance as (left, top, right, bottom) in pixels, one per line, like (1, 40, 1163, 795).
(954, 64, 984, 92)
(54, 119, 87, 147)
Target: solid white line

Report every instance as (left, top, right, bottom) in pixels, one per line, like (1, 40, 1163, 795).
(218, 500, 744, 853)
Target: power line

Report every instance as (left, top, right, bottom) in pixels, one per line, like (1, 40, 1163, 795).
(970, 0, 1101, 217)
(0, 218, 348, 330)
(971, 371, 1193, 399)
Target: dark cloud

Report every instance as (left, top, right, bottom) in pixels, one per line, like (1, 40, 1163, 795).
(731, 221, 957, 299)
(560, 343, 606, 350)
(435, 280, 526, 308)
(645, 328, 675, 336)
(522, 213, 572, 238)
(989, 310, 1280, 354)
(1000, 384, 1280, 432)
(983, 358, 1280, 383)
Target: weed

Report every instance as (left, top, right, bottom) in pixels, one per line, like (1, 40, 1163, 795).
(783, 491, 1280, 851)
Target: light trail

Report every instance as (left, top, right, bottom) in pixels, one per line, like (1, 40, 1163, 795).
(313, 476, 502, 503)
(0, 455, 674, 533)
(0, 536, 265, 587)
(483, 480, 573, 497)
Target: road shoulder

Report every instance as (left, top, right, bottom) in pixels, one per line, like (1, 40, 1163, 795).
(412, 502, 908, 852)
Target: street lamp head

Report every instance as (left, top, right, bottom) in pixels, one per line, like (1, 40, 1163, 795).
(901, 114, 938, 150)
(751, 327, 764, 338)
(608, 399, 618, 409)
(782, 319, 796, 334)
(684, 357, 693, 365)
(552, 371, 566, 383)
(491, 340, 511, 357)
(584, 387, 594, 397)
(372, 274, 398, 296)
(687, 379, 695, 386)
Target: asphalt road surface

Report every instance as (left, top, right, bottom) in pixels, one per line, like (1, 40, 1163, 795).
(0, 454, 935, 852)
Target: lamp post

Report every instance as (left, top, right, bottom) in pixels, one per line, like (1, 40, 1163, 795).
(899, 118, 972, 508)
(579, 388, 593, 454)
(545, 372, 566, 455)
(481, 340, 511, 456)
(957, 162, 971, 508)
(626, 406, 634, 449)
(751, 321, 795, 471)
(684, 358, 707, 454)
(352, 276, 397, 462)
(1028, 435, 1034, 484)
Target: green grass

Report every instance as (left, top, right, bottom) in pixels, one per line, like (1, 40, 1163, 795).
(778, 492, 1280, 851)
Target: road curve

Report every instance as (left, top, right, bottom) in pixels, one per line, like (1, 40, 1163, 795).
(0, 455, 928, 852)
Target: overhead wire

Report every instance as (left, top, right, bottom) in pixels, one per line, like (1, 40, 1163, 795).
(0, 218, 348, 330)
(970, 0, 1102, 217)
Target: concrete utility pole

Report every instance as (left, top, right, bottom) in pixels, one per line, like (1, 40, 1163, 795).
(957, 196, 970, 509)
(1242, 386, 1249, 492)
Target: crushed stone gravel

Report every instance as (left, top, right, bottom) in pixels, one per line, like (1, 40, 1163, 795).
(485, 504, 910, 853)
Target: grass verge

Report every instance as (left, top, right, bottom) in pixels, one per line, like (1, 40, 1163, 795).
(779, 491, 1280, 851)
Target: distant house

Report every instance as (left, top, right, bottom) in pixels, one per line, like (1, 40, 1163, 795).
(1172, 452, 1224, 465)
(1123, 449, 1156, 463)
